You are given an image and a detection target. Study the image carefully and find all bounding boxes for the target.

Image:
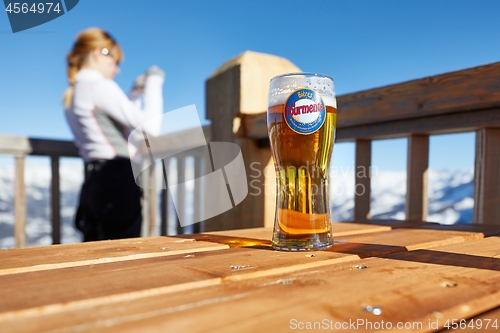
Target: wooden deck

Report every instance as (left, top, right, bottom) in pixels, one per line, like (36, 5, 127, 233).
(1, 221, 499, 332)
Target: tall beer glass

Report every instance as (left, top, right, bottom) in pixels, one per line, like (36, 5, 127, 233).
(267, 73, 336, 251)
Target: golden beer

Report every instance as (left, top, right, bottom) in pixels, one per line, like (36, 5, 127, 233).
(267, 73, 336, 250)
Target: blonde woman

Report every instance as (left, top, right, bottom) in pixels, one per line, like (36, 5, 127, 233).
(63, 28, 164, 241)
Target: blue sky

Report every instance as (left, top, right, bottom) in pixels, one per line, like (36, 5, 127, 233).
(0, 0, 497, 170)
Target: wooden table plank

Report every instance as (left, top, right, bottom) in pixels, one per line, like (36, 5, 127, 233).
(369, 220, 500, 237)
(332, 228, 484, 257)
(4, 237, 499, 333)
(183, 223, 392, 247)
(99, 236, 500, 333)
(186, 224, 489, 253)
(0, 229, 494, 332)
(0, 228, 482, 314)
(0, 237, 229, 276)
(180, 227, 484, 264)
(0, 247, 359, 315)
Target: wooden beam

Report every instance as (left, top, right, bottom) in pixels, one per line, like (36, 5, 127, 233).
(354, 140, 371, 221)
(406, 135, 429, 222)
(473, 128, 500, 224)
(0, 135, 31, 156)
(51, 156, 60, 244)
(338, 61, 500, 128)
(235, 107, 500, 142)
(28, 138, 79, 157)
(336, 107, 500, 142)
(14, 156, 25, 248)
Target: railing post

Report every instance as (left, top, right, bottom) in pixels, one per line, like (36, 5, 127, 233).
(176, 157, 185, 235)
(193, 155, 202, 233)
(354, 139, 371, 222)
(14, 156, 26, 248)
(140, 165, 150, 237)
(160, 159, 169, 236)
(406, 134, 429, 222)
(51, 156, 61, 244)
(474, 128, 500, 224)
(148, 162, 156, 236)
(205, 51, 300, 231)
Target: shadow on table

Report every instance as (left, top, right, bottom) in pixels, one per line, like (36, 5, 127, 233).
(351, 219, 500, 237)
(380, 249, 500, 271)
(177, 232, 500, 272)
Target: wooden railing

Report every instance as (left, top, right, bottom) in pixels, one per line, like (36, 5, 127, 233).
(0, 136, 80, 247)
(2, 53, 500, 248)
(234, 61, 500, 224)
(0, 126, 211, 247)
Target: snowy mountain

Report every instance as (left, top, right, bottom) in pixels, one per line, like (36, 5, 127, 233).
(0, 161, 84, 248)
(329, 167, 474, 224)
(0, 162, 474, 249)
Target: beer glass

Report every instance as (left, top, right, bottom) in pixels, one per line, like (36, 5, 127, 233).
(267, 73, 336, 251)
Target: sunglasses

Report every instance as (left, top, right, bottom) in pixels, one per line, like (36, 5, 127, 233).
(101, 48, 120, 66)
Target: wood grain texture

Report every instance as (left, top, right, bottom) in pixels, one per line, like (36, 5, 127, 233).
(406, 135, 429, 222)
(474, 128, 500, 224)
(183, 223, 391, 246)
(0, 247, 359, 316)
(235, 106, 500, 142)
(179, 227, 482, 262)
(0, 237, 228, 276)
(332, 228, 485, 258)
(205, 66, 277, 231)
(338, 61, 500, 128)
(336, 107, 500, 142)
(354, 139, 371, 221)
(371, 220, 500, 237)
(235, 61, 500, 141)
(4, 237, 499, 333)
(0, 228, 479, 315)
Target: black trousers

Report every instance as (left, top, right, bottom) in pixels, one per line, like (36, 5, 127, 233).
(75, 158, 142, 242)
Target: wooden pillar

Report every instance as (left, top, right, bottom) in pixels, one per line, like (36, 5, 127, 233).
(51, 156, 61, 244)
(193, 155, 202, 233)
(406, 134, 429, 222)
(474, 128, 500, 224)
(160, 159, 169, 236)
(14, 156, 25, 248)
(148, 163, 157, 236)
(205, 51, 300, 231)
(354, 139, 371, 222)
(176, 157, 185, 235)
(140, 166, 150, 237)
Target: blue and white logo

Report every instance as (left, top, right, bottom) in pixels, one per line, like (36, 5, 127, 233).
(284, 88, 326, 135)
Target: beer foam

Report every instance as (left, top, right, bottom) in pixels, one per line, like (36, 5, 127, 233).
(269, 73, 337, 108)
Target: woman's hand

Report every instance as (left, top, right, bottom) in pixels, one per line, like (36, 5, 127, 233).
(146, 65, 165, 79)
(131, 74, 146, 94)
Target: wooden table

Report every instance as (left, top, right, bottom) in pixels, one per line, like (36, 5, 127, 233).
(1, 222, 500, 332)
